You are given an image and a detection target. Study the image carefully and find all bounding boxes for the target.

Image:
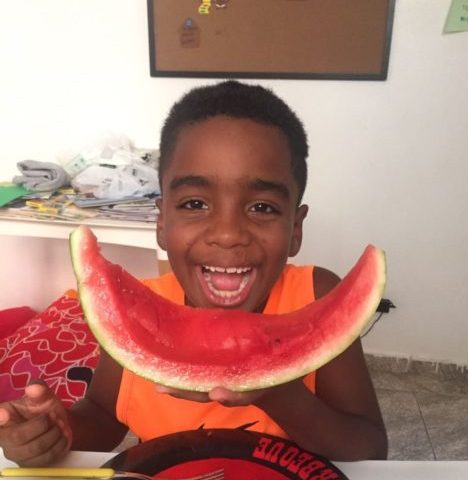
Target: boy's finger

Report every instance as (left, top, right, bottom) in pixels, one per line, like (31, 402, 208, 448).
(23, 383, 70, 446)
(24, 382, 53, 404)
(208, 387, 243, 405)
(8, 423, 69, 467)
(155, 384, 210, 403)
(0, 381, 54, 427)
(209, 387, 265, 406)
(23, 382, 59, 416)
(0, 407, 11, 426)
(19, 435, 69, 468)
(0, 405, 26, 426)
(2, 415, 51, 448)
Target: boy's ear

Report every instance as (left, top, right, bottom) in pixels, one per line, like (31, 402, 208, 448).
(156, 197, 167, 251)
(289, 204, 308, 257)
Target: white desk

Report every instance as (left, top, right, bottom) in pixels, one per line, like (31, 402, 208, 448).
(0, 211, 171, 311)
(2, 450, 468, 480)
(0, 214, 168, 261)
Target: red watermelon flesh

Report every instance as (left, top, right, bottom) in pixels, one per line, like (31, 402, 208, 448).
(70, 226, 386, 392)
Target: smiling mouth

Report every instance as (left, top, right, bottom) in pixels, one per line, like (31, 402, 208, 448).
(201, 265, 253, 302)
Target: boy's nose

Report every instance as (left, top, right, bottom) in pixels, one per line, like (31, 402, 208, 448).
(205, 211, 251, 248)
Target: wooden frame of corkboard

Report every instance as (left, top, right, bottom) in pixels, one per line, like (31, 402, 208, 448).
(147, 0, 395, 81)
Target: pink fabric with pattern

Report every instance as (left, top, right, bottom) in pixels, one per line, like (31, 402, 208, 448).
(0, 295, 99, 407)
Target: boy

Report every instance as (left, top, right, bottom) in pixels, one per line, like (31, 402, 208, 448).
(0, 81, 387, 465)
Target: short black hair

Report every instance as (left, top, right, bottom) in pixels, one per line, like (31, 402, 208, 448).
(159, 80, 309, 203)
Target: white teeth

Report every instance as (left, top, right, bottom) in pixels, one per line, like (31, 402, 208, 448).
(201, 265, 252, 303)
(203, 265, 251, 274)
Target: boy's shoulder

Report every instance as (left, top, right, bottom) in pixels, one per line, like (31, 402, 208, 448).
(280, 264, 340, 295)
(279, 264, 340, 303)
(313, 266, 341, 300)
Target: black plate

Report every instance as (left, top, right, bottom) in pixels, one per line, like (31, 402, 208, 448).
(102, 428, 349, 479)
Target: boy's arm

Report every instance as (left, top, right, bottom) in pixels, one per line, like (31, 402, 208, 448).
(0, 351, 126, 466)
(255, 338, 387, 460)
(254, 267, 387, 460)
(68, 349, 128, 451)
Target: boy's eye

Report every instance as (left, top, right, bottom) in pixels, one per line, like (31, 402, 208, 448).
(180, 199, 208, 210)
(250, 202, 279, 214)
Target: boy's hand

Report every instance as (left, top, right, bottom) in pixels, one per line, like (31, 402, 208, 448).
(155, 384, 271, 406)
(0, 381, 72, 466)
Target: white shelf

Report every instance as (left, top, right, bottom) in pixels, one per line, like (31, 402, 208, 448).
(0, 212, 168, 260)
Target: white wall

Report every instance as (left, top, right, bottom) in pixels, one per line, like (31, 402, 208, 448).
(1, 1, 467, 365)
(0, 235, 159, 310)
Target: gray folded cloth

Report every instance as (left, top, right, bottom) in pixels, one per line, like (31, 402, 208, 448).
(13, 160, 70, 192)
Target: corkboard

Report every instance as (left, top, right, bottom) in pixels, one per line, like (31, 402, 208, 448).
(147, 0, 395, 80)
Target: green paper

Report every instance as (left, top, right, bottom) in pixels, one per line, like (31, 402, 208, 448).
(0, 184, 30, 207)
(444, 0, 468, 32)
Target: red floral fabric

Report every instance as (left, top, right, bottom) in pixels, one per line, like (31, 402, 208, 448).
(0, 295, 99, 407)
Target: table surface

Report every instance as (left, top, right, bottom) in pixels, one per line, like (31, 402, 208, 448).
(2, 450, 468, 480)
(0, 213, 168, 259)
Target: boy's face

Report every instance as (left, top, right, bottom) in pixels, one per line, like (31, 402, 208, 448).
(157, 116, 308, 312)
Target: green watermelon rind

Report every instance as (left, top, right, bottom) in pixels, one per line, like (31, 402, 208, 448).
(70, 226, 386, 392)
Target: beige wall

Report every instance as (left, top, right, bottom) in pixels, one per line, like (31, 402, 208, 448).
(1, 1, 467, 365)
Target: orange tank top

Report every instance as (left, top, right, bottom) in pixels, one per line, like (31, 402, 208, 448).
(116, 264, 316, 442)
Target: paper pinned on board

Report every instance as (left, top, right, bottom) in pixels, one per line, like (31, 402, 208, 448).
(444, 0, 468, 32)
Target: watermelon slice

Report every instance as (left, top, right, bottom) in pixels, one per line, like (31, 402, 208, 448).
(70, 226, 386, 392)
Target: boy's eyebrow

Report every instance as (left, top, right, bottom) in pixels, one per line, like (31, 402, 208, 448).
(169, 175, 210, 191)
(249, 178, 290, 199)
(169, 175, 290, 199)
